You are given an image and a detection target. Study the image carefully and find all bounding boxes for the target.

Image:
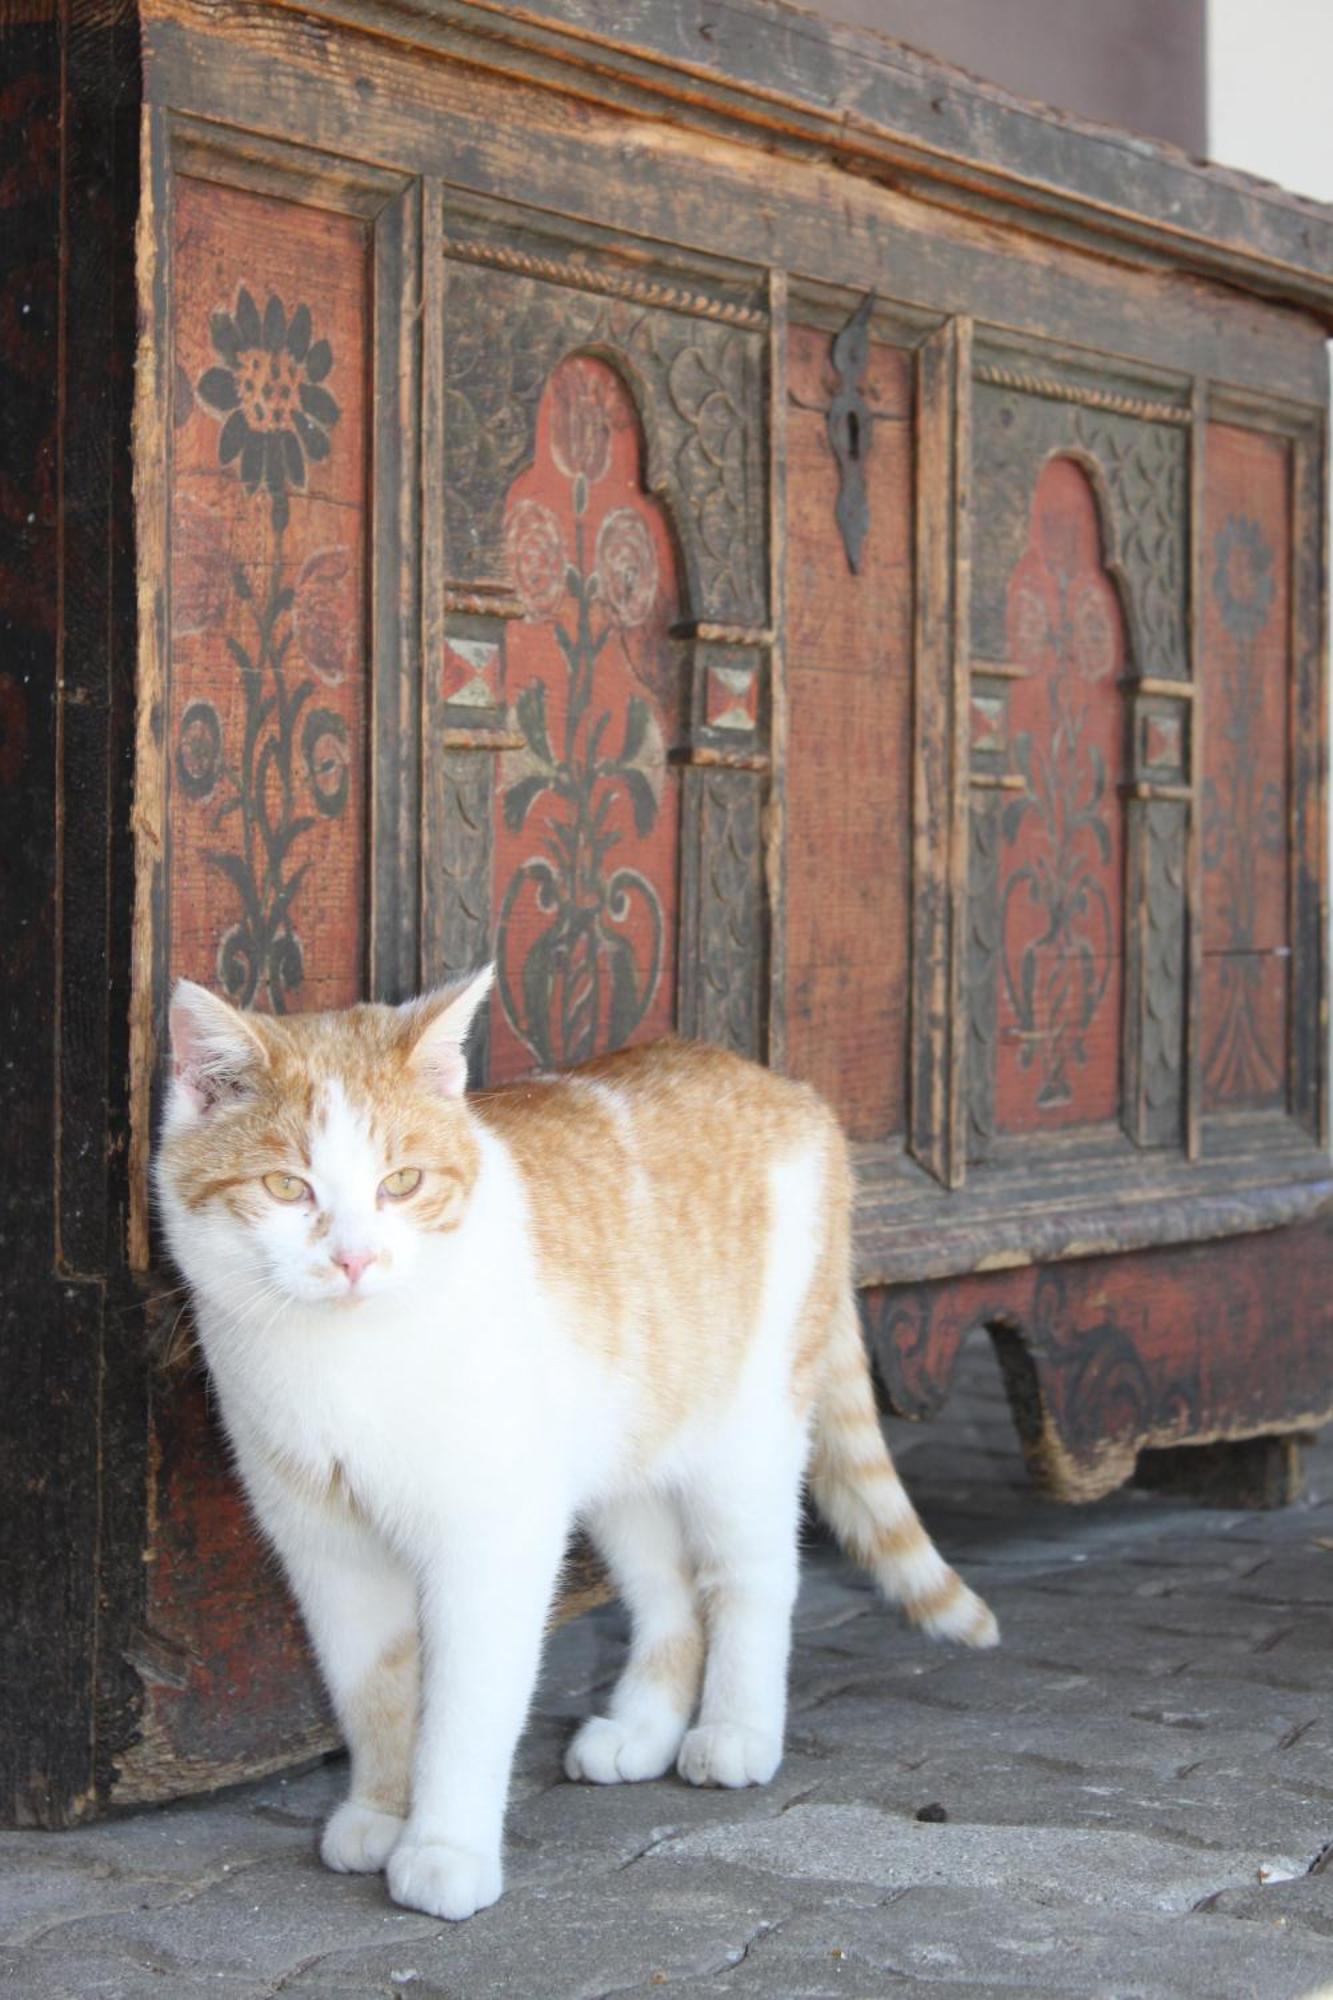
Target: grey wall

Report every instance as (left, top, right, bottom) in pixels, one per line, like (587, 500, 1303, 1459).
(800, 0, 1207, 155)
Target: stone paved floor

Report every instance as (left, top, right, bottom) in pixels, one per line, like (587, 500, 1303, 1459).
(5, 1342, 1333, 1999)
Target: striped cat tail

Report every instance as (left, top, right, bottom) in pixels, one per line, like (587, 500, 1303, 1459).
(807, 1295, 999, 1648)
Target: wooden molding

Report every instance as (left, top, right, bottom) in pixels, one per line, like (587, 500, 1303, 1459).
(974, 363, 1189, 426)
(260, 0, 1333, 322)
(852, 1119, 1333, 1287)
(443, 235, 767, 326)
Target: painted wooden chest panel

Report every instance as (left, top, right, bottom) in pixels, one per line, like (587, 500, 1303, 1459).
(3, 0, 1330, 1826)
(168, 177, 369, 1017)
(784, 321, 913, 1140)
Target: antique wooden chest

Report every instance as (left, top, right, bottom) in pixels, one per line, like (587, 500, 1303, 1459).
(3, 0, 1331, 1825)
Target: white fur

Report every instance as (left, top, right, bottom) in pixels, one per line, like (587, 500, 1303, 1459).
(157, 993, 833, 1922)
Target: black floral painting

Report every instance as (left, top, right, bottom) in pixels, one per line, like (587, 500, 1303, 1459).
(177, 287, 348, 1013)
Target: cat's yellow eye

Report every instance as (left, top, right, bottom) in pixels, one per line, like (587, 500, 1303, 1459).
(379, 1167, 422, 1201)
(263, 1171, 311, 1204)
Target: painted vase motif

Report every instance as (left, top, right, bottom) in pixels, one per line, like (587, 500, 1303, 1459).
(492, 356, 681, 1077)
(997, 457, 1126, 1126)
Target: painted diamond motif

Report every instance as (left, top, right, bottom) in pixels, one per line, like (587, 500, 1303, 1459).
(1141, 709, 1182, 776)
(706, 663, 758, 733)
(443, 636, 502, 709)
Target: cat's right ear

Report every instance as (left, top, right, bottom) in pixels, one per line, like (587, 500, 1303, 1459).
(167, 980, 269, 1117)
(400, 964, 494, 1098)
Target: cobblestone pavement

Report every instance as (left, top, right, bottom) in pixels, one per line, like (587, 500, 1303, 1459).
(5, 1343, 1333, 1999)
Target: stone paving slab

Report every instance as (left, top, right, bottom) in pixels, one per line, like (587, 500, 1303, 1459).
(4, 1342, 1333, 1998)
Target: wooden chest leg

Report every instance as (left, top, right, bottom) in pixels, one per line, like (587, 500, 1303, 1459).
(1133, 1434, 1310, 1509)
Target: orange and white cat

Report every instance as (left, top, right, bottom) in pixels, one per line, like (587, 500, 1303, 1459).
(155, 969, 996, 1922)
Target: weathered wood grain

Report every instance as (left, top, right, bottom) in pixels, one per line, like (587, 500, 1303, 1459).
(251, 0, 1333, 318)
(140, 3, 1330, 408)
(910, 319, 966, 1185)
(369, 180, 423, 1003)
(783, 321, 912, 1140)
(1, 4, 143, 1831)
(1200, 423, 1291, 1114)
(1288, 423, 1330, 1143)
(763, 266, 790, 1074)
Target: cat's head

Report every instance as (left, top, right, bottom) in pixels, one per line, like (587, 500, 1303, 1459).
(154, 968, 493, 1312)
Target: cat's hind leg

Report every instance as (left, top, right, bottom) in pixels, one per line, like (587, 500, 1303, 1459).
(675, 1146, 822, 1788)
(565, 1493, 703, 1784)
(676, 1410, 807, 1789)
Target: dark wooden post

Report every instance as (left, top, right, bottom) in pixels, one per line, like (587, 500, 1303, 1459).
(0, 1, 143, 1827)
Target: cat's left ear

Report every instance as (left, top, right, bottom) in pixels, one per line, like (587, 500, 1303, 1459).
(401, 964, 494, 1097)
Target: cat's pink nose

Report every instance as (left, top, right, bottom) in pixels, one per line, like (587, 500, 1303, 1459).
(333, 1248, 375, 1288)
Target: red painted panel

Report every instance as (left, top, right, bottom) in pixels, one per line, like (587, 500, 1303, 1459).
(168, 180, 368, 1015)
(117, 1382, 331, 1803)
(784, 323, 912, 1139)
(1202, 424, 1290, 1111)
(995, 457, 1126, 1133)
(491, 357, 682, 1080)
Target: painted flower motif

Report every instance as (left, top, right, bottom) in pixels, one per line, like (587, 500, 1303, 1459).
(1213, 515, 1275, 645)
(176, 699, 223, 803)
(550, 357, 613, 491)
(302, 707, 351, 818)
(507, 499, 568, 620)
(294, 546, 357, 686)
(197, 288, 339, 531)
(595, 508, 658, 628)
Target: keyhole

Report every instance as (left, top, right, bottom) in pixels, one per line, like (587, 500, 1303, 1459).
(846, 410, 860, 461)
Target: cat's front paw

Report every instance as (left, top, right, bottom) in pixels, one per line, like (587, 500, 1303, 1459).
(677, 1722, 782, 1789)
(320, 1800, 405, 1874)
(386, 1836, 502, 1921)
(565, 1714, 682, 1784)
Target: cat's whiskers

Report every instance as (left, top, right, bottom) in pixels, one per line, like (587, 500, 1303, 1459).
(201, 1276, 291, 1351)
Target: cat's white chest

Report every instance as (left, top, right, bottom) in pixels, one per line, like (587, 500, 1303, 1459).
(206, 1304, 409, 1479)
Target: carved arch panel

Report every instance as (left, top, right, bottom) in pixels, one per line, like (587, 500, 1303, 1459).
(965, 371, 1193, 1162)
(993, 456, 1127, 1134)
(423, 228, 772, 1080)
(491, 356, 683, 1079)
